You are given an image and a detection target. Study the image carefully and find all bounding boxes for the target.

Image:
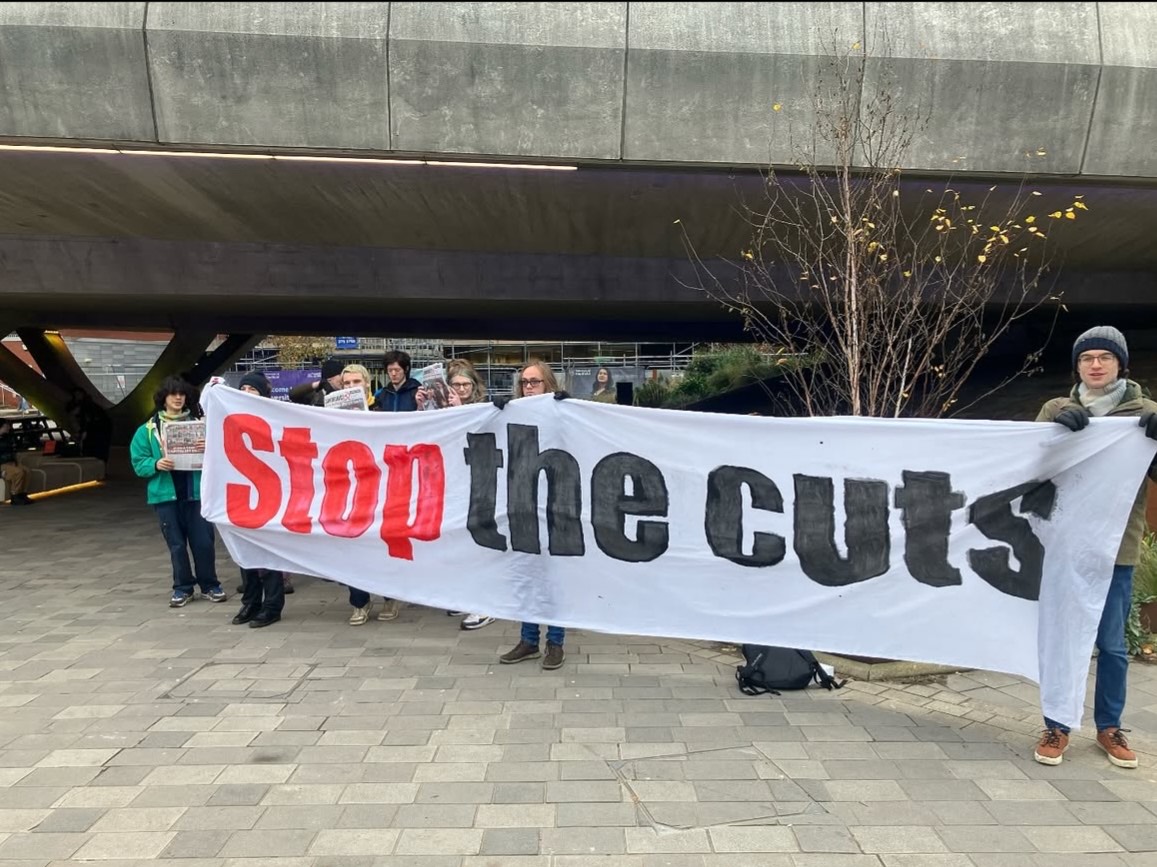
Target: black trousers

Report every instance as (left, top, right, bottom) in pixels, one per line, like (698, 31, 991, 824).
(240, 568, 285, 616)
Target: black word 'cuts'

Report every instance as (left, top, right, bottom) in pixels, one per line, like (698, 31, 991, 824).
(704, 467, 890, 584)
(463, 424, 670, 560)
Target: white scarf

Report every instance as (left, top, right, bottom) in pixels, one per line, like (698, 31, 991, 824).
(1078, 378, 1127, 417)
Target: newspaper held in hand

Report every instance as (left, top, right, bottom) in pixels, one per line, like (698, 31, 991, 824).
(418, 362, 450, 410)
(162, 420, 206, 471)
(324, 386, 369, 412)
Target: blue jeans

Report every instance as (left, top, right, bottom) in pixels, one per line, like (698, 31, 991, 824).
(521, 622, 564, 646)
(155, 500, 219, 596)
(1046, 563, 1132, 733)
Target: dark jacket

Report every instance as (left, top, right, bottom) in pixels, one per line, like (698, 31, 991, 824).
(1037, 379, 1157, 566)
(372, 378, 420, 412)
(0, 427, 17, 465)
(288, 379, 336, 408)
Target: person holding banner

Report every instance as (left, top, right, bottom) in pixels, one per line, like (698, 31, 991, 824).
(339, 364, 402, 624)
(1034, 325, 1157, 769)
(497, 360, 568, 670)
(230, 372, 287, 628)
(372, 349, 421, 413)
(422, 360, 497, 632)
(288, 357, 345, 408)
(130, 377, 226, 608)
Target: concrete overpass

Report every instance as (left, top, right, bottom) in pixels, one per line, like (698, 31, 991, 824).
(1, 2, 1157, 435)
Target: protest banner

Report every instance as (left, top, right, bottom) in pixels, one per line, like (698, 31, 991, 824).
(200, 388, 1156, 728)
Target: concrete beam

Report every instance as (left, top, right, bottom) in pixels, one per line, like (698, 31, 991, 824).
(863, 2, 1101, 173)
(0, 2, 153, 140)
(624, 2, 863, 164)
(146, 2, 391, 148)
(389, 2, 627, 158)
(1084, 4, 1157, 177)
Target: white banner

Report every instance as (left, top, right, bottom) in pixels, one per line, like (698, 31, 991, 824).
(201, 388, 1156, 728)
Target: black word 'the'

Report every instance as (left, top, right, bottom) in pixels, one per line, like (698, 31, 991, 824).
(463, 424, 1056, 601)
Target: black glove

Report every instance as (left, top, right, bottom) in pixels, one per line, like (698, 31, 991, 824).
(491, 395, 511, 410)
(553, 390, 570, 401)
(1140, 411, 1157, 440)
(1053, 406, 1090, 432)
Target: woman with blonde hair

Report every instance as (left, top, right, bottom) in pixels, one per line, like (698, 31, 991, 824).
(497, 359, 568, 669)
(423, 359, 496, 631)
(336, 363, 402, 623)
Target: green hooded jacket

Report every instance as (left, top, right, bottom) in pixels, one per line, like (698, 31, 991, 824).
(129, 414, 203, 505)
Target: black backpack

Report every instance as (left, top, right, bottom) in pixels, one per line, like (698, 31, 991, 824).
(735, 644, 846, 696)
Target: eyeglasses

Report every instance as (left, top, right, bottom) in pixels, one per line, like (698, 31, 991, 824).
(1078, 353, 1118, 367)
(450, 381, 473, 390)
(519, 378, 544, 387)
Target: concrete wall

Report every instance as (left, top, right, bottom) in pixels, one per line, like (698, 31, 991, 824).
(0, 3, 1154, 176)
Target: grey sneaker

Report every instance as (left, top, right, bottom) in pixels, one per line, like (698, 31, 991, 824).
(499, 641, 540, 664)
(542, 642, 565, 670)
(460, 614, 495, 631)
(205, 587, 227, 603)
(349, 606, 370, 626)
(169, 591, 192, 608)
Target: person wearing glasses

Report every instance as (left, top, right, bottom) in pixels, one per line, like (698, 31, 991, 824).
(1033, 326, 1157, 770)
(420, 360, 497, 632)
(339, 364, 404, 625)
(497, 360, 569, 670)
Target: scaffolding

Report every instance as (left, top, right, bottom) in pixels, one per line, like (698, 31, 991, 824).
(234, 338, 701, 396)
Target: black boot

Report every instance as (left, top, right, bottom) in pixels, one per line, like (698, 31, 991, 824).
(250, 610, 281, 628)
(231, 605, 259, 625)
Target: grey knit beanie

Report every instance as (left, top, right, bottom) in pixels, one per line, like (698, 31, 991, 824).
(1072, 326, 1128, 371)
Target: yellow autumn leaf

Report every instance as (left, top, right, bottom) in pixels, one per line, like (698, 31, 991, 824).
(1036, 148, 1047, 156)
(934, 255, 942, 263)
(772, 103, 782, 112)
(1025, 215, 1036, 224)
(1064, 211, 1075, 220)
(989, 226, 1001, 232)
(903, 270, 912, 277)
(1048, 211, 1062, 219)
(1031, 191, 1042, 196)
(852, 41, 861, 50)
(977, 254, 987, 263)
(1074, 201, 1088, 210)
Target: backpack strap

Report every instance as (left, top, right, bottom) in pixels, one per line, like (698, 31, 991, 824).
(735, 667, 780, 697)
(811, 663, 847, 691)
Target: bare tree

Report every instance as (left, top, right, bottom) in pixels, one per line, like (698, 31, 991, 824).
(684, 38, 1088, 418)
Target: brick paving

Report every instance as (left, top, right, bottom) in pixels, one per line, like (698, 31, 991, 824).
(2, 478, 1157, 866)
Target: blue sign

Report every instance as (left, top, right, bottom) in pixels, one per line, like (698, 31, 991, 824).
(335, 336, 359, 350)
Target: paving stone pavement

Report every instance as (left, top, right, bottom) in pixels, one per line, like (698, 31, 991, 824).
(3, 479, 1157, 867)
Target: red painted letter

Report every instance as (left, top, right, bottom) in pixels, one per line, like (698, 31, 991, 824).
(320, 441, 381, 538)
(381, 444, 445, 560)
(279, 427, 318, 534)
(224, 413, 281, 528)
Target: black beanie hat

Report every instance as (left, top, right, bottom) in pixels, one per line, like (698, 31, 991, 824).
(321, 357, 344, 380)
(238, 371, 272, 398)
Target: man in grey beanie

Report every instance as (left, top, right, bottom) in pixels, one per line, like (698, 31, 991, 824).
(1033, 325, 1157, 768)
